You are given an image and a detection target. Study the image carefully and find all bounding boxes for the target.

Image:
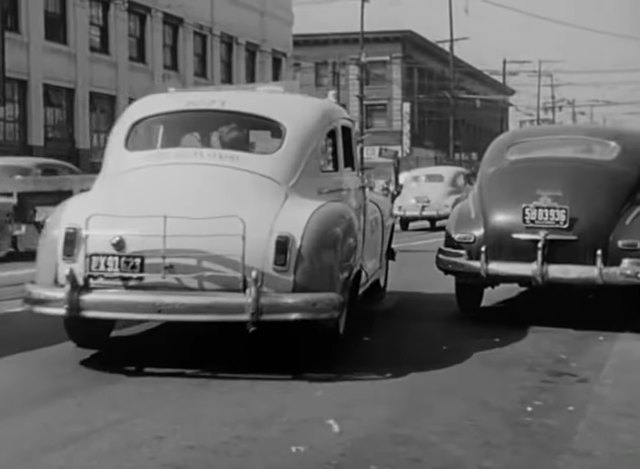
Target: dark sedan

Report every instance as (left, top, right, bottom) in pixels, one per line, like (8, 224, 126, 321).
(436, 124, 640, 316)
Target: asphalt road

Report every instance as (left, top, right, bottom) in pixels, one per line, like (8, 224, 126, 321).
(1, 221, 640, 468)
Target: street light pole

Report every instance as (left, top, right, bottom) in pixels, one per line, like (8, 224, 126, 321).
(358, 0, 367, 170)
(447, 0, 455, 161)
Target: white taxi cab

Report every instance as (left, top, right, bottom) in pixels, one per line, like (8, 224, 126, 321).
(23, 87, 396, 350)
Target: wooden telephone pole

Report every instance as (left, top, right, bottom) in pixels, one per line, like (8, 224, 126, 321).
(357, 0, 367, 169)
(0, 0, 6, 105)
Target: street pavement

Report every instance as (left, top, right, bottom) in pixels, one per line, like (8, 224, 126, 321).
(0, 221, 640, 467)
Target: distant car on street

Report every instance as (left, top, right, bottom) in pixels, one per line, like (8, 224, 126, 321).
(0, 157, 83, 255)
(393, 165, 472, 231)
(437, 124, 640, 316)
(24, 86, 396, 350)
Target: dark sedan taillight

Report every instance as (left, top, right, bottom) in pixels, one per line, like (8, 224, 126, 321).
(62, 227, 81, 262)
(273, 234, 292, 270)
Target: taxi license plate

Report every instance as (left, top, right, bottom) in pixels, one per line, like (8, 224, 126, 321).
(522, 204, 569, 229)
(88, 254, 144, 274)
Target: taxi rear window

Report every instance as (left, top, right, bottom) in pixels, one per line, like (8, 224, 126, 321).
(411, 174, 445, 183)
(506, 136, 620, 161)
(125, 110, 286, 154)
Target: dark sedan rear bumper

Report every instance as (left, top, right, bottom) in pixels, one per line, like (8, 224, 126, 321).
(436, 246, 640, 286)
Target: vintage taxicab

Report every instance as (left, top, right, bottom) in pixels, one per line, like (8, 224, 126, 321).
(23, 87, 396, 349)
(393, 165, 472, 231)
(437, 125, 640, 316)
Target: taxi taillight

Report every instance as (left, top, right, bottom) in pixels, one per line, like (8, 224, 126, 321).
(273, 234, 292, 270)
(62, 227, 81, 262)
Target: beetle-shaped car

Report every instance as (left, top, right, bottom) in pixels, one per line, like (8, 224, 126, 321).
(24, 88, 396, 349)
(393, 165, 472, 231)
(437, 124, 640, 316)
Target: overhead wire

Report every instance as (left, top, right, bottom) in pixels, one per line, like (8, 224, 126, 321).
(478, 0, 640, 42)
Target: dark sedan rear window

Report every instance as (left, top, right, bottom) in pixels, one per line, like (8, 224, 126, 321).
(506, 136, 621, 161)
(125, 110, 286, 154)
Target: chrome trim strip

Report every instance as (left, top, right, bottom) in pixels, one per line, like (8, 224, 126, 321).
(596, 248, 604, 284)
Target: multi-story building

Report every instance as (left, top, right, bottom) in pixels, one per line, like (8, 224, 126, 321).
(293, 29, 515, 169)
(0, 0, 293, 172)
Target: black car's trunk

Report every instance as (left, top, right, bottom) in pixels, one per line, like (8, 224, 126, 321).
(479, 159, 638, 265)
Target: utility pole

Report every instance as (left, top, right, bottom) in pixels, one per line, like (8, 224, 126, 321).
(535, 60, 542, 125)
(501, 58, 532, 132)
(358, 0, 367, 170)
(589, 105, 594, 123)
(549, 73, 556, 124)
(0, 0, 6, 105)
(447, 0, 455, 161)
(570, 99, 577, 124)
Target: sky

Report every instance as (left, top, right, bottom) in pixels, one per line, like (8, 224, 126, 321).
(292, 0, 640, 127)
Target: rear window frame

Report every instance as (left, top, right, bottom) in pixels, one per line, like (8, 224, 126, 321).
(410, 173, 446, 184)
(124, 109, 287, 155)
(505, 135, 621, 162)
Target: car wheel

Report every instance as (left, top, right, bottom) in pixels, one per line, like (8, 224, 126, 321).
(63, 317, 116, 350)
(321, 274, 361, 346)
(455, 280, 485, 317)
(399, 218, 410, 231)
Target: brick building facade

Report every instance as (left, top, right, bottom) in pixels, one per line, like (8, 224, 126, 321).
(293, 30, 515, 169)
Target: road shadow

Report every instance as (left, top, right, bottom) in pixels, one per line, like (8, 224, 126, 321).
(477, 285, 640, 334)
(80, 290, 530, 382)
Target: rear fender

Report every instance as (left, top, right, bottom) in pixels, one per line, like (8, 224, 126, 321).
(444, 190, 485, 258)
(607, 199, 640, 265)
(293, 202, 359, 294)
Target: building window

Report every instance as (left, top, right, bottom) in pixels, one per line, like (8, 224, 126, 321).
(43, 84, 74, 144)
(89, 92, 115, 172)
(245, 43, 257, 83)
(220, 34, 234, 84)
(365, 60, 387, 86)
(44, 0, 67, 44)
(0, 79, 26, 147)
(315, 62, 330, 87)
(3, 0, 19, 33)
(89, 0, 110, 54)
(193, 31, 207, 78)
(341, 125, 356, 171)
(272, 53, 283, 82)
(163, 17, 179, 71)
(365, 103, 388, 129)
(128, 6, 146, 63)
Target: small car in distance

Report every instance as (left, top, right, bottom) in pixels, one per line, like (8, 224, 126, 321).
(436, 124, 640, 316)
(0, 157, 83, 255)
(24, 87, 396, 350)
(393, 165, 472, 231)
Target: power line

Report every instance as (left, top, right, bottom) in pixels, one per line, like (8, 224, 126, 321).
(478, 0, 640, 42)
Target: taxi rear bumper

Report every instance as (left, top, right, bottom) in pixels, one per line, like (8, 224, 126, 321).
(24, 268, 344, 329)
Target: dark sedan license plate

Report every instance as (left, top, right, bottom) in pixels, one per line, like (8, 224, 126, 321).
(88, 254, 144, 274)
(522, 204, 570, 228)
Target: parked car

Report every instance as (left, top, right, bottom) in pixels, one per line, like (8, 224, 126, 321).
(0, 157, 85, 255)
(24, 87, 396, 349)
(436, 124, 640, 316)
(393, 165, 472, 231)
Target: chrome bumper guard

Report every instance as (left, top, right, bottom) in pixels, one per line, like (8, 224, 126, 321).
(436, 231, 640, 286)
(24, 268, 344, 330)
